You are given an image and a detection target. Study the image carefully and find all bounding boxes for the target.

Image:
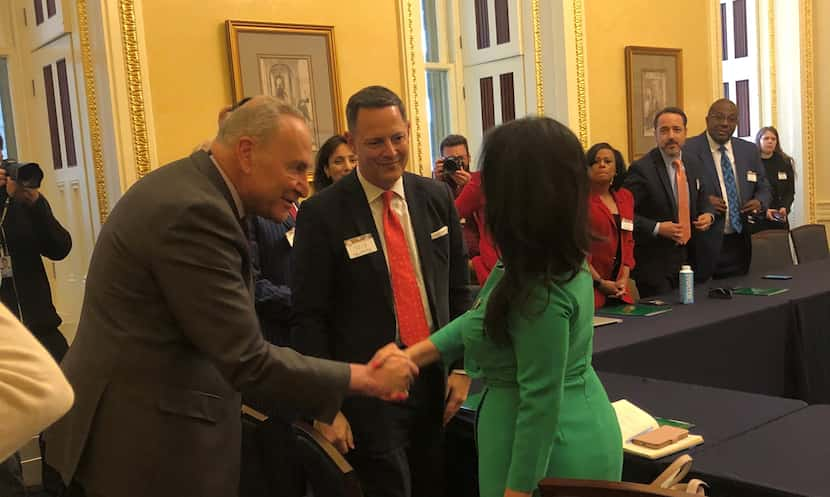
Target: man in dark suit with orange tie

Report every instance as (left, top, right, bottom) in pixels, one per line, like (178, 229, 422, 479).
(623, 107, 715, 297)
(291, 86, 471, 497)
(684, 98, 772, 280)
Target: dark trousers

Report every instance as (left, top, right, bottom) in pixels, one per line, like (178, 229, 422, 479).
(0, 453, 27, 497)
(33, 326, 69, 496)
(239, 415, 305, 497)
(714, 233, 750, 279)
(345, 364, 445, 497)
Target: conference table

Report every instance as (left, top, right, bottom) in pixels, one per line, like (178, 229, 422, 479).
(443, 373, 808, 497)
(593, 259, 830, 403)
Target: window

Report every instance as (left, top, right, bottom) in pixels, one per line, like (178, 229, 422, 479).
(0, 57, 16, 160)
(421, 0, 464, 164)
(720, 0, 760, 138)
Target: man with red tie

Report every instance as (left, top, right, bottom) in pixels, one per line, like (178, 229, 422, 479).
(291, 86, 471, 497)
(623, 107, 715, 297)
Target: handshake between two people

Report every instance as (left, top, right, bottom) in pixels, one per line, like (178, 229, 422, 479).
(348, 343, 419, 402)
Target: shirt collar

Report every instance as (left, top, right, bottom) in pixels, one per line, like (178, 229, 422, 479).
(356, 167, 405, 204)
(659, 149, 682, 168)
(210, 155, 245, 219)
(706, 131, 732, 154)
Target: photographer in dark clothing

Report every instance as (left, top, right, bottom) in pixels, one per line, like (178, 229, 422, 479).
(0, 135, 72, 496)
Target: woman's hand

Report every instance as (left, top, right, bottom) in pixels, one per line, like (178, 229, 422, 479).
(503, 488, 532, 497)
(614, 276, 629, 298)
(597, 279, 623, 297)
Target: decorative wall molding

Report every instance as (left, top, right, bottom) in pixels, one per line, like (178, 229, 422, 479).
(118, 0, 151, 180)
(767, 0, 778, 127)
(531, 0, 544, 116)
(816, 201, 830, 223)
(76, 0, 109, 224)
(572, 0, 588, 149)
(396, 0, 428, 176)
(799, 0, 816, 223)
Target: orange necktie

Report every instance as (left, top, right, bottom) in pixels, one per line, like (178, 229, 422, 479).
(382, 191, 430, 346)
(673, 160, 691, 245)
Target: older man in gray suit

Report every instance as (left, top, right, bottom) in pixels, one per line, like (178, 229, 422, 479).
(46, 96, 417, 497)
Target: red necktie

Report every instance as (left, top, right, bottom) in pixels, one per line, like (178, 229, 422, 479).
(382, 191, 430, 346)
(673, 160, 691, 245)
(289, 203, 298, 220)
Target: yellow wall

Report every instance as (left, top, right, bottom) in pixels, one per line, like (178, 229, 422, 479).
(584, 0, 718, 161)
(141, 0, 404, 166)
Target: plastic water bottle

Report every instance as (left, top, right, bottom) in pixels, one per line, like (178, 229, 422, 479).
(679, 265, 694, 304)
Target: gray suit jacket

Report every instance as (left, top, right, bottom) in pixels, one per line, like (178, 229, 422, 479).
(46, 151, 350, 497)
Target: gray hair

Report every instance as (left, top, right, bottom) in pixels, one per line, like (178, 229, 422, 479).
(216, 96, 305, 146)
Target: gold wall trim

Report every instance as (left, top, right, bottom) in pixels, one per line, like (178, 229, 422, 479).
(572, 0, 588, 148)
(800, 0, 816, 223)
(77, 0, 109, 224)
(118, 0, 151, 179)
(767, 0, 777, 127)
(403, 0, 425, 175)
(531, 0, 544, 116)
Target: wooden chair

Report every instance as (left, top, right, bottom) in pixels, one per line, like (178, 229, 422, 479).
(749, 229, 793, 274)
(538, 478, 698, 497)
(790, 224, 829, 263)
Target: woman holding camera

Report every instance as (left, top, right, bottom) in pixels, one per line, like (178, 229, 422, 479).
(405, 118, 622, 497)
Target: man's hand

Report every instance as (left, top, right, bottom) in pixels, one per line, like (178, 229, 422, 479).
(693, 213, 714, 231)
(433, 158, 446, 179)
(709, 195, 727, 214)
(443, 371, 471, 426)
(613, 276, 629, 298)
(314, 411, 354, 454)
(6, 177, 40, 206)
(366, 343, 419, 400)
(740, 198, 761, 214)
(657, 222, 685, 244)
(0, 168, 6, 188)
(451, 169, 471, 188)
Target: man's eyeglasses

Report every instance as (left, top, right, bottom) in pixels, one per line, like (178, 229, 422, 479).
(708, 113, 738, 124)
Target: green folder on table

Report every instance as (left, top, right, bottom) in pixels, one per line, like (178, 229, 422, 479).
(731, 287, 790, 296)
(600, 304, 672, 317)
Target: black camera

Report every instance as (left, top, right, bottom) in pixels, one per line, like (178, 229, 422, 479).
(1, 159, 44, 189)
(442, 156, 465, 177)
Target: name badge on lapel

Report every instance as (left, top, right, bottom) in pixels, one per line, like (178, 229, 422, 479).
(696, 178, 700, 191)
(621, 218, 634, 232)
(747, 171, 757, 183)
(344, 233, 378, 260)
(778, 171, 788, 180)
(285, 227, 295, 247)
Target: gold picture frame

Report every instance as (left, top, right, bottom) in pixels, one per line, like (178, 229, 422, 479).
(225, 20, 345, 152)
(625, 46, 683, 162)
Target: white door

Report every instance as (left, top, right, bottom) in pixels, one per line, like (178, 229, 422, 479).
(460, 0, 527, 158)
(28, 33, 96, 342)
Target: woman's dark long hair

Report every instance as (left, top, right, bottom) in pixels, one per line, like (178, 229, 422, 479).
(313, 134, 349, 192)
(585, 142, 627, 191)
(755, 126, 794, 164)
(481, 117, 590, 345)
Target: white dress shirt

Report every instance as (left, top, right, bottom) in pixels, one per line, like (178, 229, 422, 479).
(356, 168, 434, 333)
(705, 132, 740, 234)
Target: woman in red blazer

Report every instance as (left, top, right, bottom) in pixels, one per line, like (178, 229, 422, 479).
(455, 171, 498, 284)
(586, 143, 636, 309)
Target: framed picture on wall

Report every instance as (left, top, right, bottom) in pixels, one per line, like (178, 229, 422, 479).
(226, 20, 344, 151)
(625, 46, 683, 161)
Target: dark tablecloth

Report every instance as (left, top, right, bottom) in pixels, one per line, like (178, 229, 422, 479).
(594, 260, 830, 402)
(691, 405, 830, 497)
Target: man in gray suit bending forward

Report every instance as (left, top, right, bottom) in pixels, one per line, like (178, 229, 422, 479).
(46, 96, 417, 497)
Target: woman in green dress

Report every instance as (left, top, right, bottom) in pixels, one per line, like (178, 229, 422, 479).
(406, 117, 623, 497)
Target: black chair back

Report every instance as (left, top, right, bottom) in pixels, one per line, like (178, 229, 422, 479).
(750, 229, 793, 274)
(791, 224, 829, 264)
(292, 421, 363, 497)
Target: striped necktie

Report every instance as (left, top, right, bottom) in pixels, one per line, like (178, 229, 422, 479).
(718, 145, 743, 233)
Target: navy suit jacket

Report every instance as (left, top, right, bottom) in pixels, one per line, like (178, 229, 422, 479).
(684, 132, 772, 279)
(290, 170, 470, 452)
(623, 147, 711, 293)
